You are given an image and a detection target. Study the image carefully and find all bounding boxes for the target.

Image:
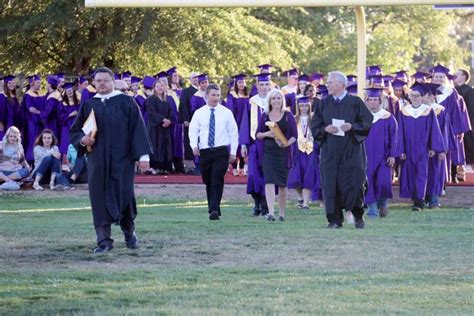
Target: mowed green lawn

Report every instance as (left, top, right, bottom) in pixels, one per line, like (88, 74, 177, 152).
(0, 194, 472, 315)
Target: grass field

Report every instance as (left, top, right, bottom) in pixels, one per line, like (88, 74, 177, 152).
(0, 194, 473, 314)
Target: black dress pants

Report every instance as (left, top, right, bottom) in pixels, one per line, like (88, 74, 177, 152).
(199, 146, 229, 216)
(95, 216, 135, 247)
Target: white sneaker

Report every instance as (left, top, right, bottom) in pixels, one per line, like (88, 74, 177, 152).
(1, 180, 20, 191)
(232, 169, 239, 176)
(345, 211, 355, 224)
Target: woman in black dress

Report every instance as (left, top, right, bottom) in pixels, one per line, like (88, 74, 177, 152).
(145, 80, 174, 174)
(256, 89, 297, 221)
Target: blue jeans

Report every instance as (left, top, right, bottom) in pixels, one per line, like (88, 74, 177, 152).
(367, 198, 388, 217)
(33, 156, 61, 183)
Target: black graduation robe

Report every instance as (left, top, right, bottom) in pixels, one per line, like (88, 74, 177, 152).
(178, 85, 198, 160)
(455, 84, 474, 164)
(69, 94, 152, 227)
(311, 94, 373, 214)
(145, 95, 173, 165)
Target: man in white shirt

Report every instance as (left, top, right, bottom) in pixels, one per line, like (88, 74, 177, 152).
(189, 84, 238, 220)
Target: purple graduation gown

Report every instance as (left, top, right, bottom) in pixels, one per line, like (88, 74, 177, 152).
(22, 90, 45, 161)
(190, 92, 206, 115)
(42, 90, 61, 137)
(0, 94, 24, 135)
(58, 101, 80, 154)
(227, 92, 249, 159)
(80, 86, 96, 104)
(239, 96, 267, 195)
(396, 104, 446, 201)
(134, 91, 148, 123)
(0, 94, 5, 139)
(364, 110, 398, 204)
(288, 116, 322, 200)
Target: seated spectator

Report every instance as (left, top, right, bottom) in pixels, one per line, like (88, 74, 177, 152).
(0, 126, 30, 190)
(31, 129, 65, 191)
(56, 143, 87, 186)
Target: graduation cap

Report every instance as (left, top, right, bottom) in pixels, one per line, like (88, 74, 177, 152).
(131, 76, 142, 84)
(365, 88, 384, 98)
(166, 67, 177, 76)
(155, 71, 168, 79)
(253, 73, 271, 82)
(392, 79, 407, 89)
(317, 84, 328, 97)
(410, 82, 428, 95)
(298, 74, 310, 82)
(63, 82, 75, 90)
(114, 73, 120, 80)
(142, 76, 156, 89)
(79, 76, 88, 84)
(121, 71, 132, 79)
(283, 68, 298, 77)
(347, 75, 357, 83)
(383, 76, 394, 87)
(446, 73, 456, 81)
(393, 70, 408, 79)
(28, 75, 41, 83)
(430, 63, 450, 75)
(368, 75, 384, 85)
(421, 83, 442, 96)
(412, 71, 431, 80)
(56, 73, 66, 79)
(347, 83, 358, 95)
(232, 73, 247, 81)
(310, 73, 325, 81)
(47, 76, 58, 86)
(197, 73, 208, 82)
(367, 65, 383, 75)
(3, 75, 15, 83)
(297, 96, 311, 104)
(257, 64, 273, 71)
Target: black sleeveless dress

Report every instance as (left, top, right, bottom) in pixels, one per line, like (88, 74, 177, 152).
(262, 113, 289, 187)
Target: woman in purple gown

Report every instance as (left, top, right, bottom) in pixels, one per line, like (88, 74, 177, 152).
(58, 83, 80, 155)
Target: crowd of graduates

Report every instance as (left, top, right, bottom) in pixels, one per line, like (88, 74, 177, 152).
(0, 63, 473, 219)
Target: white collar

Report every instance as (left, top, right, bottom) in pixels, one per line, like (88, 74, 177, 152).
(94, 90, 123, 100)
(404, 104, 430, 119)
(430, 102, 445, 113)
(436, 85, 453, 104)
(250, 94, 267, 109)
(371, 109, 390, 123)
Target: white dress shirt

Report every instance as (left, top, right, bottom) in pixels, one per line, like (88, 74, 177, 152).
(189, 104, 239, 155)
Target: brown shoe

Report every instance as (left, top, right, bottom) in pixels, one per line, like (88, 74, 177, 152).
(379, 206, 388, 218)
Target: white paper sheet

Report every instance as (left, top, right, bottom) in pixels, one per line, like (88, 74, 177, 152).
(332, 118, 345, 137)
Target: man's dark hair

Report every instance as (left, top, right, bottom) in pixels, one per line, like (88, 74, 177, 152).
(93, 67, 114, 79)
(205, 83, 221, 95)
(458, 68, 470, 83)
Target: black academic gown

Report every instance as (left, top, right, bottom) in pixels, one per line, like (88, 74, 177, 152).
(311, 94, 373, 215)
(179, 85, 198, 160)
(69, 94, 152, 227)
(145, 95, 173, 165)
(455, 84, 474, 164)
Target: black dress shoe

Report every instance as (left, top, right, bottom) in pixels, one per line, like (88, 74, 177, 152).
(379, 206, 388, 218)
(355, 219, 365, 229)
(252, 207, 261, 216)
(327, 222, 342, 229)
(93, 245, 113, 253)
(209, 211, 220, 220)
(126, 234, 139, 249)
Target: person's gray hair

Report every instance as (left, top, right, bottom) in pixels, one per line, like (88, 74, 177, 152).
(328, 71, 348, 87)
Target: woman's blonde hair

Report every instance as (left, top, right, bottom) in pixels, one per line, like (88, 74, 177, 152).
(1, 126, 24, 156)
(265, 88, 287, 113)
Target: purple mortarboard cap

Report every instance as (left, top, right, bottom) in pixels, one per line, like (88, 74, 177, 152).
(142, 76, 156, 89)
(166, 67, 177, 76)
(63, 82, 74, 90)
(298, 74, 310, 82)
(155, 71, 168, 79)
(347, 75, 357, 83)
(430, 63, 450, 75)
(197, 73, 208, 82)
(257, 64, 273, 71)
(412, 71, 431, 80)
(393, 70, 408, 79)
(121, 71, 132, 79)
(232, 73, 247, 80)
(3, 75, 15, 83)
(392, 79, 407, 89)
(422, 83, 442, 95)
(114, 73, 120, 80)
(410, 82, 428, 95)
(56, 73, 65, 79)
(254, 73, 271, 82)
(310, 73, 325, 81)
(79, 76, 88, 84)
(47, 76, 58, 86)
(365, 88, 384, 98)
(131, 76, 142, 84)
(369, 75, 384, 84)
(383, 76, 394, 87)
(297, 96, 311, 104)
(368, 65, 383, 75)
(317, 84, 328, 97)
(347, 83, 358, 94)
(283, 68, 298, 77)
(28, 74, 41, 83)
(446, 73, 456, 81)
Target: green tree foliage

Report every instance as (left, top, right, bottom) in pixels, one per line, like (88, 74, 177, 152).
(0, 1, 470, 77)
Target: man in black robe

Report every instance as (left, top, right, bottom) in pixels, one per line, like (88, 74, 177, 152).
(454, 68, 474, 166)
(70, 67, 152, 253)
(179, 72, 199, 174)
(311, 71, 373, 229)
